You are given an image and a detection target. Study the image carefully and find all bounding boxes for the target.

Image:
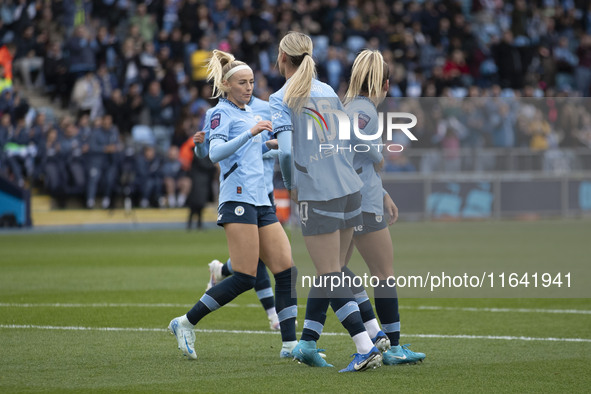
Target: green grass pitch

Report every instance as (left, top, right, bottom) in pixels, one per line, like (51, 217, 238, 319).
(1, 220, 590, 392)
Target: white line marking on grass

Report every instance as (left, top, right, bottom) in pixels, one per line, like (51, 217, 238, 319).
(1, 303, 590, 315)
(411, 306, 591, 315)
(1, 324, 590, 343)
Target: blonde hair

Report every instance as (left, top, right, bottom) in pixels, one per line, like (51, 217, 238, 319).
(344, 49, 389, 107)
(207, 50, 249, 98)
(279, 31, 316, 112)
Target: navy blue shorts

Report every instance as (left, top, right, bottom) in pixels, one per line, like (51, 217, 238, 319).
(217, 201, 278, 228)
(353, 211, 388, 236)
(299, 192, 363, 236)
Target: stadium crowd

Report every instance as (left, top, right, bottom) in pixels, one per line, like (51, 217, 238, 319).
(0, 0, 590, 208)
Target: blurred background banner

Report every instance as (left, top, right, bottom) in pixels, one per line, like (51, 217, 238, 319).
(0, 175, 30, 227)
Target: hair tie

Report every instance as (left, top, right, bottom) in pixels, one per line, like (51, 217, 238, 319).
(303, 52, 310, 57)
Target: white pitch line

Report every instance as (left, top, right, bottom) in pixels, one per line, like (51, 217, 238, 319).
(1, 303, 590, 315)
(411, 306, 591, 315)
(1, 324, 590, 343)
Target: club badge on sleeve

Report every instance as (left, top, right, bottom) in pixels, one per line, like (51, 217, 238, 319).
(211, 113, 221, 130)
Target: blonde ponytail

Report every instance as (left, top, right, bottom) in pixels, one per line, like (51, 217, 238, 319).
(207, 49, 249, 98)
(279, 32, 317, 112)
(344, 49, 389, 107)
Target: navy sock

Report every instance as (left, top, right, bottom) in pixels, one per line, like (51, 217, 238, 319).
(186, 271, 256, 325)
(301, 284, 329, 342)
(254, 260, 275, 311)
(325, 272, 366, 338)
(221, 259, 232, 277)
(342, 266, 377, 323)
(374, 281, 400, 346)
(274, 266, 298, 342)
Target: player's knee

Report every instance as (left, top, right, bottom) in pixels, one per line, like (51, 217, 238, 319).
(233, 271, 256, 292)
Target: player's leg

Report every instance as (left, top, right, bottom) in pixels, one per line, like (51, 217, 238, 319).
(169, 209, 259, 359)
(294, 230, 341, 367)
(206, 258, 227, 290)
(341, 214, 391, 350)
(330, 227, 381, 372)
(354, 226, 425, 364)
(295, 194, 381, 371)
(258, 220, 298, 357)
(253, 259, 280, 330)
(341, 265, 389, 351)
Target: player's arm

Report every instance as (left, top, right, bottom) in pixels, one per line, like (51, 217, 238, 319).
(209, 114, 272, 163)
(193, 131, 209, 158)
(262, 148, 279, 160)
(349, 110, 384, 166)
(194, 110, 212, 158)
(270, 95, 293, 191)
(383, 190, 399, 225)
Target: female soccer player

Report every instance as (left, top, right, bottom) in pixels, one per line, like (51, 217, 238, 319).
(168, 50, 298, 360)
(194, 95, 283, 331)
(271, 31, 383, 372)
(342, 49, 425, 365)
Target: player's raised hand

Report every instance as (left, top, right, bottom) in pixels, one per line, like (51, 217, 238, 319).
(250, 121, 273, 137)
(193, 131, 206, 144)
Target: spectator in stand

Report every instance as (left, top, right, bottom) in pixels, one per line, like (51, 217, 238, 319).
(43, 41, 68, 106)
(135, 144, 164, 208)
(186, 147, 216, 229)
(124, 82, 145, 132)
(64, 25, 98, 97)
(139, 41, 160, 84)
(575, 34, 591, 96)
(76, 113, 92, 147)
(144, 79, 175, 153)
(117, 38, 142, 91)
(40, 126, 63, 202)
(492, 30, 528, 90)
(0, 113, 12, 176)
(103, 88, 129, 137)
(59, 121, 86, 197)
(0, 42, 16, 83)
(442, 49, 472, 87)
(12, 25, 44, 90)
(161, 145, 191, 208)
(529, 108, 552, 151)
(71, 71, 103, 120)
(129, 3, 158, 43)
(96, 64, 117, 101)
(0, 64, 12, 93)
(190, 36, 212, 88)
(95, 25, 119, 70)
(4, 116, 34, 187)
(85, 115, 121, 209)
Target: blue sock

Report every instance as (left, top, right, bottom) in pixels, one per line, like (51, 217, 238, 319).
(186, 271, 256, 325)
(254, 260, 275, 311)
(374, 281, 400, 346)
(273, 266, 298, 342)
(325, 272, 366, 338)
(221, 258, 232, 277)
(301, 285, 329, 342)
(342, 266, 377, 324)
